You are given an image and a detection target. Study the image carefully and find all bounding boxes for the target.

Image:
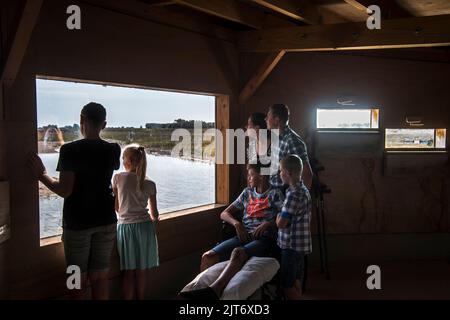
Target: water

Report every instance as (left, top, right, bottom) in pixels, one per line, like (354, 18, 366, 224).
(39, 153, 215, 238)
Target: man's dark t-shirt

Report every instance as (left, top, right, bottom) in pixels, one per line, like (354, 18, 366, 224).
(56, 139, 121, 230)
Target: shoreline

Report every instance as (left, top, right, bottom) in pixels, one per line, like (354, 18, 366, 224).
(38, 141, 214, 164)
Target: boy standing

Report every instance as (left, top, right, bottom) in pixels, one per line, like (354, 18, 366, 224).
(29, 102, 121, 299)
(276, 155, 312, 300)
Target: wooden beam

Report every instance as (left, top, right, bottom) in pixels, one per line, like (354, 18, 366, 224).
(1, 0, 42, 181)
(1, 0, 43, 120)
(344, 0, 412, 18)
(173, 0, 265, 29)
(237, 0, 320, 103)
(318, 5, 355, 24)
(378, 0, 412, 18)
(1, 0, 43, 86)
(343, 0, 368, 13)
(238, 14, 450, 52)
(249, 0, 321, 25)
(239, 50, 285, 105)
(396, 0, 450, 17)
(236, 2, 301, 105)
(81, 0, 236, 43)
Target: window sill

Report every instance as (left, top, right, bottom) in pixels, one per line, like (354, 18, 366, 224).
(160, 203, 227, 221)
(316, 129, 380, 134)
(40, 235, 62, 247)
(39, 203, 227, 247)
(384, 150, 447, 154)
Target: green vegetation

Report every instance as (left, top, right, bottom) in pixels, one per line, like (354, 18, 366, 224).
(37, 120, 216, 160)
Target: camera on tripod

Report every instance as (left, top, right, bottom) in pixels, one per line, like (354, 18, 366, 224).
(311, 159, 324, 173)
(317, 182, 331, 194)
(310, 158, 332, 196)
(309, 157, 331, 280)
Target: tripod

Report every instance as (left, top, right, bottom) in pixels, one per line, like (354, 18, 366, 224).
(311, 160, 331, 280)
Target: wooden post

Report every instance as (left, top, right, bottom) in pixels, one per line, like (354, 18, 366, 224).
(216, 95, 229, 204)
(0, 0, 43, 299)
(239, 50, 286, 106)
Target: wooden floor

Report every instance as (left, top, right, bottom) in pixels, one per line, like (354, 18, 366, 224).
(303, 260, 450, 300)
(55, 259, 450, 300)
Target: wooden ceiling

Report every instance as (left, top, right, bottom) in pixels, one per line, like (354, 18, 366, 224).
(2, 0, 450, 110)
(130, 0, 450, 27)
(80, 0, 450, 53)
(396, 0, 450, 16)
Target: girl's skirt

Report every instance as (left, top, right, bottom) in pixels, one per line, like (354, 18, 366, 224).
(117, 220, 159, 270)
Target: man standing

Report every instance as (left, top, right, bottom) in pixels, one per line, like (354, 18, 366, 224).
(266, 104, 313, 189)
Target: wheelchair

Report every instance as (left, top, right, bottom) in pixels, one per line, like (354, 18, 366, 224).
(221, 219, 308, 300)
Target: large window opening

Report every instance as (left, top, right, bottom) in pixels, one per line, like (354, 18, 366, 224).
(36, 77, 216, 240)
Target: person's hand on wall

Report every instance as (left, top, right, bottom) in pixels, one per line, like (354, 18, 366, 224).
(27, 152, 47, 179)
(151, 212, 160, 225)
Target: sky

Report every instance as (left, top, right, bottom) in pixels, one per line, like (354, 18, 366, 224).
(36, 78, 215, 128)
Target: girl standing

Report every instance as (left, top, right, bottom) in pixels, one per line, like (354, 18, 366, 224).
(113, 144, 159, 300)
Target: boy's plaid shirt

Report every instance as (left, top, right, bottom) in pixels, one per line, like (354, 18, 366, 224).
(277, 181, 312, 254)
(270, 126, 309, 188)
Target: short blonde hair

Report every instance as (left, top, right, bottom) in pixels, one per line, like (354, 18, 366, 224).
(280, 154, 303, 177)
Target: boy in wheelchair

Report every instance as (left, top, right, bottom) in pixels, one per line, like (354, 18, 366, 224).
(201, 163, 284, 271)
(178, 163, 284, 300)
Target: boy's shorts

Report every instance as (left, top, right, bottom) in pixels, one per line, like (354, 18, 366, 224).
(211, 234, 273, 262)
(62, 223, 117, 273)
(280, 249, 305, 288)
